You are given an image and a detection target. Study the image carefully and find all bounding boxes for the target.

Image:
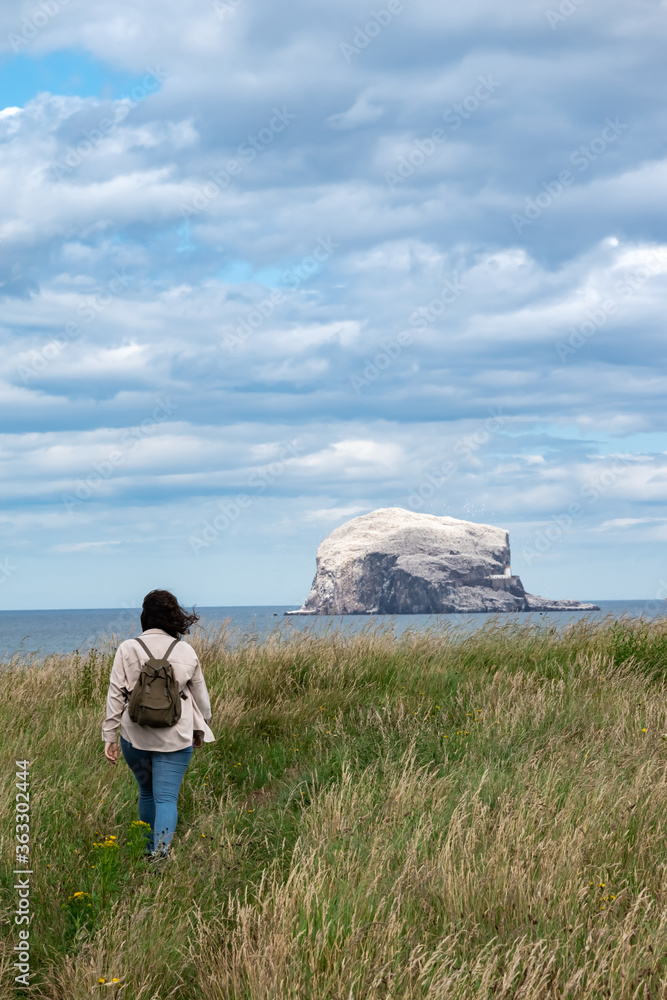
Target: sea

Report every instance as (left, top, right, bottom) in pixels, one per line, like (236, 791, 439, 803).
(0, 600, 665, 661)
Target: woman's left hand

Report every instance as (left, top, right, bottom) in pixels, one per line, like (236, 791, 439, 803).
(105, 741, 118, 765)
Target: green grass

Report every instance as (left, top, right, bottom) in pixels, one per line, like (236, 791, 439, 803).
(2, 614, 667, 998)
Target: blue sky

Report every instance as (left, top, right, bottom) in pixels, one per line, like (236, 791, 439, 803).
(2, 0, 667, 609)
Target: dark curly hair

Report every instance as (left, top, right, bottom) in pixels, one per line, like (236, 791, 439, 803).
(140, 590, 200, 639)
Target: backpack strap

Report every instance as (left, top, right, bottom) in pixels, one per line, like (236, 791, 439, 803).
(164, 638, 179, 659)
(134, 636, 180, 660)
(135, 637, 153, 658)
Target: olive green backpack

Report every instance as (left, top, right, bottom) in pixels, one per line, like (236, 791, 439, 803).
(127, 637, 184, 728)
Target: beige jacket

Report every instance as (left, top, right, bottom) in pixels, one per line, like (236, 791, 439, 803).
(102, 628, 216, 751)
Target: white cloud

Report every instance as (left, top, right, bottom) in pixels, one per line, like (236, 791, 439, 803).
(53, 540, 121, 552)
(595, 517, 667, 531)
(304, 505, 370, 521)
(327, 92, 384, 130)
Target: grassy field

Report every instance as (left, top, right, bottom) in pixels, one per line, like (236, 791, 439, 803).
(2, 614, 667, 999)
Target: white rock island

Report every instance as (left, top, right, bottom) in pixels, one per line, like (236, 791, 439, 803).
(288, 508, 599, 615)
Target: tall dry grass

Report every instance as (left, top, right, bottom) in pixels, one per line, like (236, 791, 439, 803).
(1, 614, 667, 998)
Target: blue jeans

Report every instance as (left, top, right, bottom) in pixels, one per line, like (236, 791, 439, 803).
(120, 735, 193, 854)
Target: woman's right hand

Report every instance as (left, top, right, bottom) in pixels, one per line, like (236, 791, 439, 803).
(193, 731, 203, 748)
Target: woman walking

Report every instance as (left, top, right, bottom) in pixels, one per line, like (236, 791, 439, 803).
(102, 590, 216, 859)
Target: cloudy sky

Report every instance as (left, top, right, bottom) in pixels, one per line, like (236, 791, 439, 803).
(2, 0, 667, 610)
